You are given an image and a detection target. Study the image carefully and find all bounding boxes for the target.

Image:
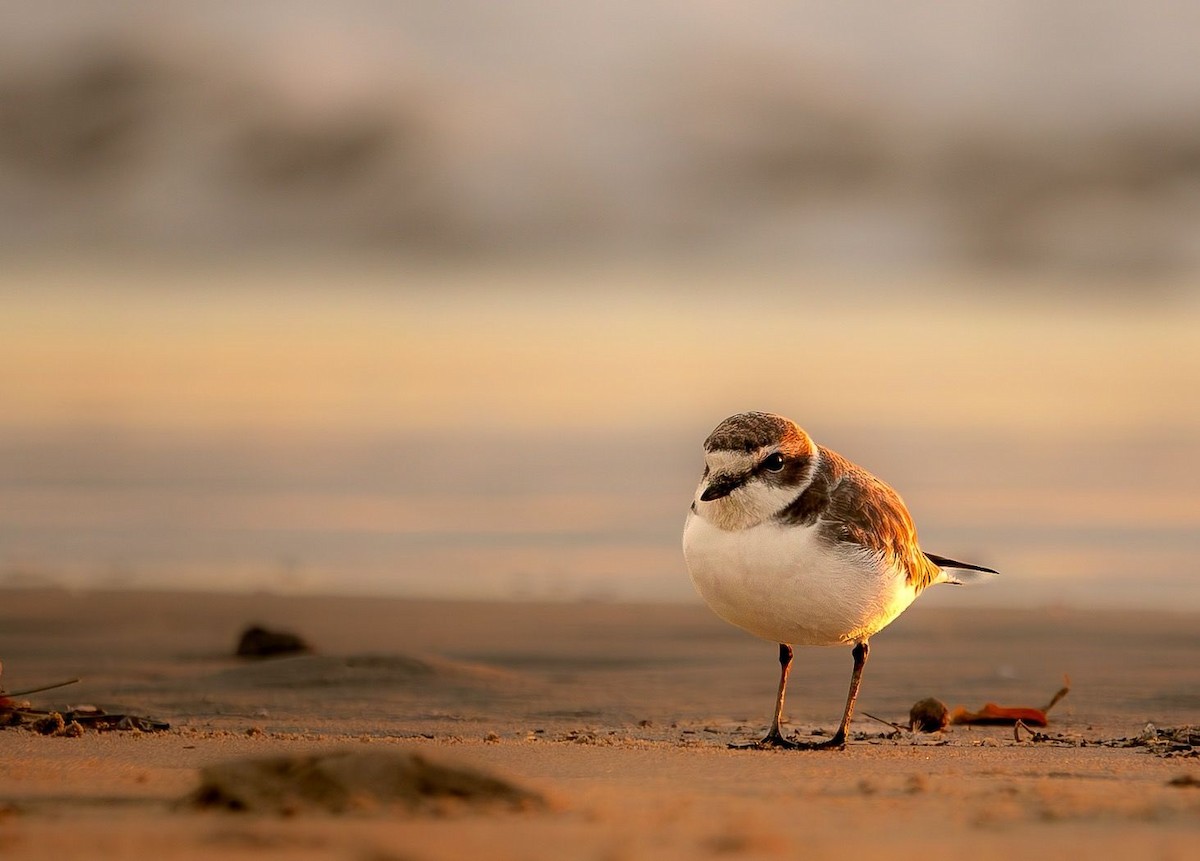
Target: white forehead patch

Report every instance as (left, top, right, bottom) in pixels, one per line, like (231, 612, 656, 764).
(703, 449, 762, 475)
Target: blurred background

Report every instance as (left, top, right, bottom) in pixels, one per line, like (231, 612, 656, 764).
(1, 1, 1198, 609)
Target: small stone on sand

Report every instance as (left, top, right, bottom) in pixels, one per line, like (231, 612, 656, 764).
(909, 697, 950, 733)
(235, 625, 312, 659)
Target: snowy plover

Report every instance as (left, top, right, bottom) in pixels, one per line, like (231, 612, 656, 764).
(682, 411, 996, 750)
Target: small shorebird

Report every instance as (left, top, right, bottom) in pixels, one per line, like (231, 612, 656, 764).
(682, 411, 996, 750)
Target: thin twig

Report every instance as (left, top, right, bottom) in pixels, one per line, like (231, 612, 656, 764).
(1041, 674, 1070, 714)
(1013, 719, 1035, 742)
(861, 711, 908, 733)
(7, 678, 81, 697)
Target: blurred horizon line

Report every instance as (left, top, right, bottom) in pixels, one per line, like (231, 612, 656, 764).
(3, 253, 1200, 302)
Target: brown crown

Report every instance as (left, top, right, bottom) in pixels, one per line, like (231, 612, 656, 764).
(704, 411, 804, 453)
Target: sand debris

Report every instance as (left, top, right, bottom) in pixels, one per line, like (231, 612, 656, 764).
(7, 705, 170, 735)
(998, 723, 1198, 757)
(1, 661, 169, 734)
(1118, 725, 1199, 758)
(0, 661, 80, 717)
(874, 677, 1073, 735)
(188, 748, 546, 815)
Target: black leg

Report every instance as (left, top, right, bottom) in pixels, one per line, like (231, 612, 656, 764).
(817, 639, 870, 749)
(768, 642, 794, 738)
(730, 643, 803, 749)
(731, 639, 869, 751)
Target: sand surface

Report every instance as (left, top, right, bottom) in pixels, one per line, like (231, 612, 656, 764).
(1, 590, 1198, 859)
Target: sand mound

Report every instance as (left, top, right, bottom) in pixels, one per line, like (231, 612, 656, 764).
(205, 653, 520, 691)
(189, 748, 545, 815)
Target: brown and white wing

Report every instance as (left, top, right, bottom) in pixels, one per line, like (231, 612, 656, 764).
(778, 447, 942, 591)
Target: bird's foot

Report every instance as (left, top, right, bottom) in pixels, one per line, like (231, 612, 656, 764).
(729, 729, 846, 751)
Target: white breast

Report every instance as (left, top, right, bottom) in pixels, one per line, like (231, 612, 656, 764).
(682, 511, 918, 646)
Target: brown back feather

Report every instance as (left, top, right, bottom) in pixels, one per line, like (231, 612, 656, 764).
(776, 446, 940, 591)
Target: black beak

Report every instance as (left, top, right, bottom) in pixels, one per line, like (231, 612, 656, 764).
(700, 476, 742, 501)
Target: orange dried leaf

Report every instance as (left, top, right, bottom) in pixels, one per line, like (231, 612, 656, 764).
(948, 677, 1070, 727)
(950, 703, 1050, 727)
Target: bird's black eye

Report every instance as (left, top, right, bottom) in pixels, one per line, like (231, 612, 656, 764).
(761, 452, 785, 472)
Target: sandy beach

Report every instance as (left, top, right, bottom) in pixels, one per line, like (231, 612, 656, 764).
(0, 589, 1197, 859)
(4, 3, 1200, 857)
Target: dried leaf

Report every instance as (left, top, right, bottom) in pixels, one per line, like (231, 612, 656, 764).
(950, 677, 1070, 727)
